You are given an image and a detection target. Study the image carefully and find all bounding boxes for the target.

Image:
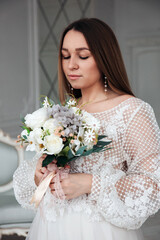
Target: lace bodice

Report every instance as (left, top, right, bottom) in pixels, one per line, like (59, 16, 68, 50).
(13, 97, 160, 229)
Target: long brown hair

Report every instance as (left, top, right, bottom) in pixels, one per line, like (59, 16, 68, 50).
(58, 18, 134, 103)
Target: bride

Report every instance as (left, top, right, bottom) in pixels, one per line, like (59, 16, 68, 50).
(13, 18, 160, 240)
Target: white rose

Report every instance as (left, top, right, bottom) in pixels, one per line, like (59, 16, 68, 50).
(43, 118, 59, 134)
(25, 107, 49, 129)
(32, 128, 44, 144)
(44, 134, 64, 155)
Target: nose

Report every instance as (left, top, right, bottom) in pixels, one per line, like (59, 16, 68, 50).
(68, 56, 79, 70)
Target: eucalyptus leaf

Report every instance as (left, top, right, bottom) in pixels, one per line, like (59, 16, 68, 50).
(22, 135, 27, 140)
(75, 146, 87, 155)
(98, 135, 108, 140)
(96, 140, 111, 146)
(42, 155, 55, 167)
(67, 149, 74, 159)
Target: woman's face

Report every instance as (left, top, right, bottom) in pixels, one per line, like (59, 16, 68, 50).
(61, 30, 102, 91)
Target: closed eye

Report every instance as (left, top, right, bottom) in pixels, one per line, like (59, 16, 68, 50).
(62, 55, 70, 59)
(62, 54, 89, 60)
(79, 56, 89, 60)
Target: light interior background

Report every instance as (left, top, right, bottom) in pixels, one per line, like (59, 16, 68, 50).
(0, 0, 160, 239)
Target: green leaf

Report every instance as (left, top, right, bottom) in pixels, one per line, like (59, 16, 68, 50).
(42, 155, 55, 167)
(81, 148, 94, 156)
(21, 126, 31, 134)
(22, 135, 27, 140)
(98, 135, 108, 140)
(96, 140, 111, 147)
(75, 146, 87, 155)
(67, 149, 74, 159)
(58, 146, 70, 157)
(56, 156, 68, 167)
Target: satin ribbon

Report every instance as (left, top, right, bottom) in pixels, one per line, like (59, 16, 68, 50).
(31, 163, 69, 207)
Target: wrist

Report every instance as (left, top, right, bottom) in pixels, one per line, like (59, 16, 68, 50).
(83, 173, 92, 194)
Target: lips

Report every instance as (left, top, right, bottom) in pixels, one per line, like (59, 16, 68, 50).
(68, 74, 81, 80)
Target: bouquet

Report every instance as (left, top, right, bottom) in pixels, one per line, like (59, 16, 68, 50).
(18, 96, 111, 206)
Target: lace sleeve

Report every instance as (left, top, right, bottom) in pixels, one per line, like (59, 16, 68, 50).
(88, 102, 160, 229)
(13, 153, 41, 209)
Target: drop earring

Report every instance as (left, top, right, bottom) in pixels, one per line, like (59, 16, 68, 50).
(104, 75, 108, 92)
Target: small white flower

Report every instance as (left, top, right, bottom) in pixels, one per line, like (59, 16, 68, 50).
(26, 131, 36, 152)
(43, 97, 52, 108)
(84, 129, 95, 144)
(66, 99, 77, 107)
(87, 117, 100, 132)
(43, 118, 60, 134)
(82, 111, 100, 132)
(44, 134, 64, 155)
(25, 107, 49, 129)
(71, 107, 81, 115)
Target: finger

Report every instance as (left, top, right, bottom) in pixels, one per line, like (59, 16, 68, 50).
(49, 182, 55, 190)
(52, 159, 57, 164)
(40, 167, 47, 174)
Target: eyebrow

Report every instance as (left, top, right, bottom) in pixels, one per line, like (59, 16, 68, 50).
(62, 47, 90, 51)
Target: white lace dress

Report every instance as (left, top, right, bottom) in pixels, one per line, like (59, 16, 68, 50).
(13, 97, 160, 240)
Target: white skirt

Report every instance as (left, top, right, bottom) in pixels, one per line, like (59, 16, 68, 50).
(26, 209, 144, 240)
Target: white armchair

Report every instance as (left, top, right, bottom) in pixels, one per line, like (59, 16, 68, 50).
(0, 130, 35, 238)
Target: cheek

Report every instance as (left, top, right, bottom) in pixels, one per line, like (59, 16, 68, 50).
(85, 61, 101, 79)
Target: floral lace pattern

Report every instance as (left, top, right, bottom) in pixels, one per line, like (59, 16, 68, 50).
(13, 97, 160, 230)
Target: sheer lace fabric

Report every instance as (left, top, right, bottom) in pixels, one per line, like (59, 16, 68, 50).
(13, 97, 160, 230)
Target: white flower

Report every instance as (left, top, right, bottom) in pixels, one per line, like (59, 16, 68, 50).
(82, 111, 100, 132)
(71, 107, 81, 115)
(26, 130, 44, 152)
(26, 131, 36, 152)
(32, 128, 44, 144)
(44, 134, 64, 155)
(43, 97, 52, 108)
(87, 117, 100, 132)
(69, 139, 81, 155)
(25, 107, 49, 129)
(66, 99, 77, 107)
(77, 127, 84, 142)
(43, 118, 60, 134)
(84, 129, 95, 144)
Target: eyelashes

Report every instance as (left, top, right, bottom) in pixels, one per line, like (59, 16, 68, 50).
(62, 56, 89, 60)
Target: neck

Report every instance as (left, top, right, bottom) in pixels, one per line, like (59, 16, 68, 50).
(79, 85, 109, 105)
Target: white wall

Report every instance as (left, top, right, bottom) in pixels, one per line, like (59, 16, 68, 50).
(94, 0, 160, 124)
(0, 0, 39, 137)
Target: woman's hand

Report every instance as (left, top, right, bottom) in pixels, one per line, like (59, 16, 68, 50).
(50, 173, 92, 200)
(34, 155, 47, 186)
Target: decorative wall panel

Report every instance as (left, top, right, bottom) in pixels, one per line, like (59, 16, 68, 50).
(38, 0, 92, 102)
